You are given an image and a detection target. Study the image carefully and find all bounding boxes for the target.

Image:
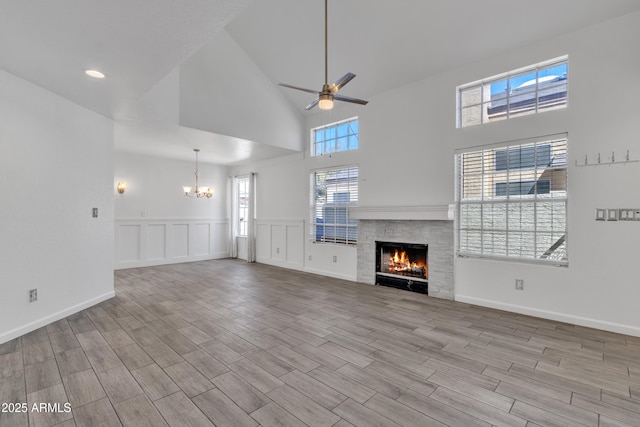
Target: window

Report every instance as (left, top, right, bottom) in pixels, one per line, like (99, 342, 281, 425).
(458, 57, 568, 128)
(456, 135, 568, 264)
(311, 117, 359, 156)
(311, 166, 358, 245)
(495, 144, 551, 171)
(237, 176, 249, 236)
(495, 180, 550, 197)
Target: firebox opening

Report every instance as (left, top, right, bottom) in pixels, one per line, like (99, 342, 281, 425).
(375, 241, 428, 294)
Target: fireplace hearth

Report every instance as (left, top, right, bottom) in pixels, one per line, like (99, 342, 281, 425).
(376, 241, 428, 294)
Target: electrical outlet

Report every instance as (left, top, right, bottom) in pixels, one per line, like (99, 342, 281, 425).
(515, 279, 524, 290)
(29, 289, 38, 302)
(276, 247, 280, 254)
(308, 255, 312, 261)
(332, 255, 337, 263)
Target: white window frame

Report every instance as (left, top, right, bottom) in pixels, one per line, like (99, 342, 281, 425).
(457, 56, 568, 128)
(310, 166, 358, 246)
(236, 176, 249, 237)
(311, 117, 359, 156)
(455, 134, 568, 265)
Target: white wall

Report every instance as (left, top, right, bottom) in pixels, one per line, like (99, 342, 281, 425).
(0, 70, 114, 344)
(232, 149, 359, 281)
(114, 151, 230, 268)
(451, 12, 640, 336)
(179, 31, 304, 152)
(232, 11, 640, 335)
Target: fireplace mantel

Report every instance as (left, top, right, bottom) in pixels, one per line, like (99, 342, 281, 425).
(350, 205, 454, 221)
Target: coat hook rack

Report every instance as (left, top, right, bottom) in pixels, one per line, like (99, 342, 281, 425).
(575, 150, 638, 167)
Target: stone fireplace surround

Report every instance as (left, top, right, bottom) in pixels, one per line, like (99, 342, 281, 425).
(353, 205, 454, 300)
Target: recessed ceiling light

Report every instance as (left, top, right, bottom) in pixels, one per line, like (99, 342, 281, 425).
(85, 69, 105, 79)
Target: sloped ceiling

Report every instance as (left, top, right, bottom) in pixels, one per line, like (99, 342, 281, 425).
(226, 0, 640, 114)
(2, 0, 640, 165)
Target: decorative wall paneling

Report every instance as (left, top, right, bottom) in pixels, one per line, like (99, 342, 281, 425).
(255, 219, 305, 270)
(114, 218, 229, 269)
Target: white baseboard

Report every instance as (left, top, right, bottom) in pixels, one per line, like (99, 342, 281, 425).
(303, 267, 357, 283)
(255, 257, 356, 283)
(256, 257, 304, 272)
(455, 294, 640, 338)
(115, 253, 230, 270)
(0, 291, 116, 345)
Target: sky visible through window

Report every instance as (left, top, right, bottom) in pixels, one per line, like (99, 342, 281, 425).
(313, 118, 358, 156)
(489, 63, 567, 97)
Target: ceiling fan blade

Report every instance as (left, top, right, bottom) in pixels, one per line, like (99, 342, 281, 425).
(330, 72, 356, 92)
(279, 83, 319, 95)
(305, 98, 320, 110)
(334, 93, 368, 105)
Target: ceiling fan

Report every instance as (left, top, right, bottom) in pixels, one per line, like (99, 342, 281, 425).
(279, 0, 368, 111)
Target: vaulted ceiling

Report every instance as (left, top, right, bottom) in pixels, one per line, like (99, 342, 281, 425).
(3, 0, 640, 164)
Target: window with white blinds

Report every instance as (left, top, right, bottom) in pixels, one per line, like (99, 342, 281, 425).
(310, 166, 358, 245)
(456, 135, 568, 264)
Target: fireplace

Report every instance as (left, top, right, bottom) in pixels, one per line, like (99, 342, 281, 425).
(375, 241, 428, 294)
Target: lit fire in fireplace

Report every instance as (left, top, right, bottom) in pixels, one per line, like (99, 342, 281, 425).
(385, 249, 427, 278)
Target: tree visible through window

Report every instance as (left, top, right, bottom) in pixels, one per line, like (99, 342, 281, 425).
(311, 166, 358, 245)
(456, 135, 568, 264)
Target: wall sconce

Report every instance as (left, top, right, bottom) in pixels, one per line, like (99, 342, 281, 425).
(116, 181, 127, 194)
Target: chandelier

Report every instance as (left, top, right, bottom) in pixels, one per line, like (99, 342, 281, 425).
(183, 148, 213, 198)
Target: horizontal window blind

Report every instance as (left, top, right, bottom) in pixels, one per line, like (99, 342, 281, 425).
(310, 166, 358, 245)
(456, 135, 568, 264)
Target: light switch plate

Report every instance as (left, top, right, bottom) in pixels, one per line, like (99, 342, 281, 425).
(619, 209, 631, 221)
(607, 209, 618, 221)
(595, 208, 606, 221)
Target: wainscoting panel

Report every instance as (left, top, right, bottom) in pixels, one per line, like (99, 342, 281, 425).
(255, 219, 304, 270)
(287, 225, 304, 266)
(147, 224, 166, 260)
(212, 222, 230, 256)
(192, 223, 211, 256)
(173, 224, 190, 258)
(271, 225, 286, 261)
(114, 218, 230, 269)
(118, 225, 141, 263)
(256, 223, 272, 260)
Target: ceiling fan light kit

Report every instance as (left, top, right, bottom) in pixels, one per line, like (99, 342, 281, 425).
(318, 91, 334, 110)
(279, 0, 368, 111)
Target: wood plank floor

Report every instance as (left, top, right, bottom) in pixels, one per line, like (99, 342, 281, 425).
(2, 259, 640, 426)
